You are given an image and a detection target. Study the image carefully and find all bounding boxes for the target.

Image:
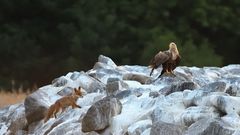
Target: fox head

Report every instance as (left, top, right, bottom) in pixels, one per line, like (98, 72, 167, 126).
(73, 87, 83, 97)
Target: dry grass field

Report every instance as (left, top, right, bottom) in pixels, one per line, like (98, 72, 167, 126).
(0, 90, 30, 108)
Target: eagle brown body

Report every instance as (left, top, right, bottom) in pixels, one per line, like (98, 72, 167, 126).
(149, 42, 181, 78)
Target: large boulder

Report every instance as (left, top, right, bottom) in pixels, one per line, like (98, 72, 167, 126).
(82, 96, 122, 132)
(24, 89, 49, 126)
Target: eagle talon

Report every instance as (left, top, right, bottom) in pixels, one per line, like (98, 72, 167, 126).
(170, 71, 176, 77)
(163, 72, 171, 76)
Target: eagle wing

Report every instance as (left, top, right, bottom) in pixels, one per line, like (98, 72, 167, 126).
(150, 51, 171, 67)
(149, 51, 171, 76)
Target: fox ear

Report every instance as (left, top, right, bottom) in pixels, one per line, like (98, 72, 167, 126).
(74, 88, 77, 92)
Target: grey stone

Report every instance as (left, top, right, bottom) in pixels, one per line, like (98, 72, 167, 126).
(123, 73, 151, 84)
(208, 95, 240, 115)
(127, 120, 152, 135)
(186, 118, 234, 135)
(88, 68, 123, 84)
(152, 74, 190, 86)
(160, 81, 196, 96)
(202, 81, 227, 92)
(88, 81, 106, 93)
(82, 97, 122, 132)
(88, 71, 105, 81)
(93, 62, 114, 70)
(151, 107, 174, 124)
(149, 91, 160, 98)
(98, 55, 117, 67)
(70, 71, 81, 80)
(132, 88, 145, 97)
(106, 80, 129, 96)
(115, 90, 132, 100)
(78, 72, 106, 93)
(175, 71, 192, 82)
(52, 76, 68, 87)
(24, 90, 48, 126)
(134, 91, 143, 97)
(180, 106, 219, 126)
(224, 77, 240, 85)
(57, 87, 73, 96)
(150, 121, 185, 135)
(121, 65, 150, 75)
(0, 103, 27, 133)
(223, 65, 240, 75)
(225, 85, 240, 96)
(107, 78, 121, 83)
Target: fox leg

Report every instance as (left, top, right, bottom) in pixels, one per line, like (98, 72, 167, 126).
(44, 105, 56, 122)
(72, 102, 81, 109)
(60, 107, 66, 114)
(54, 106, 60, 118)
(44, 114, 50, 123)
(44, 116, 50, 123)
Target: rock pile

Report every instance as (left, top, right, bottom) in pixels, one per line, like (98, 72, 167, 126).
(1, 55, 240, 135)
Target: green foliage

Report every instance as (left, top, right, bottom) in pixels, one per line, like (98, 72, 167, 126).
(179, 40, 222, 67)
(0, 0, 239, 90)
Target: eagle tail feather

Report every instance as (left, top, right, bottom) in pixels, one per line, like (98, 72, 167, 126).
(150, 67, 154, 76)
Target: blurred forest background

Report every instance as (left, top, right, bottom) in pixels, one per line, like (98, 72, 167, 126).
(0, 0, 239, 91)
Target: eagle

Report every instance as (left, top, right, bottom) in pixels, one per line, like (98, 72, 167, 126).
(149, 42, 181, 78)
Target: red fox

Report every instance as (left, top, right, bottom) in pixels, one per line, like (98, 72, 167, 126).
(44, 87, 83, 122)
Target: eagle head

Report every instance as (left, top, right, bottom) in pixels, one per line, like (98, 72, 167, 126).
(169, 42, 179, 58)
(169, 42, 177, 50)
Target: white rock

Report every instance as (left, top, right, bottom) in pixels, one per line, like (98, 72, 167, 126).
(141, 128, 151, 135)
(127, 119, 152, 135)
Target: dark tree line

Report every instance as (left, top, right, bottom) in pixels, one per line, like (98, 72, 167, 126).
(0, 0, 239, 90)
